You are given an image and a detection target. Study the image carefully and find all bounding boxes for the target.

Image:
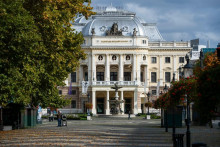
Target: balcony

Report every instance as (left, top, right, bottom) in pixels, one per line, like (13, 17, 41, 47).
(82, 81, 139, 86)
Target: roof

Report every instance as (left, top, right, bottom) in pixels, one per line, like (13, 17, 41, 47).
(72, 6, 164, 41)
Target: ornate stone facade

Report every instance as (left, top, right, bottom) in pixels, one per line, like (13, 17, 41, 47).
(58, 6, 192, 115)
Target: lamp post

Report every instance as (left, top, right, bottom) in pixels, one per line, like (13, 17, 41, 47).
(172, 73, 176, 141)
(87, 93, 90, 116)
(183, 54, 193, 147)
(147, 92, 150, 115)
(160, 91, 164, 127)
(163, 84, 168, 132)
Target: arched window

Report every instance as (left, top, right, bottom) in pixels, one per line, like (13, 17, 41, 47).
(98, 55, 103, 61)
(143, 55, 146, 60)
(112, 55, 117, 60)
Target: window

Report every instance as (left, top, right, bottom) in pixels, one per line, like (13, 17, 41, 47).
(165, 72, 171, 82)
(151, 72, 157, 82)
(71, 90, 76, 95)
(124, 72, 131, 81)
(151, 57, 157, 63)
(142, 40, 146, 44)
(98, 55, 103, 61)
(126, 55, 130, 60)
(71, 100, 76, 108)
(110, 72, 118, 81)
(85, 72, 88, 81)
(179, 57, 184, 63)
(58, 90, 62, 95)
(143, 55, 146, 60)
(141, 72, 144, 82)
(71, 72, 76, 82)
(165, 57, 170, 63)
(112, 55, 117, 60)
(152, 90, 156, 95)
(97, 72, 104, 81)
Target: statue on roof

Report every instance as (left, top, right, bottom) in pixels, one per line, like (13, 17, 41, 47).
(106, 22, 123, 36)
(133, 28, 137, 36)
(91, 28, 95, 36)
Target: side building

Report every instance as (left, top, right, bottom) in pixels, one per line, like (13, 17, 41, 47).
(58, 6, 192, 115)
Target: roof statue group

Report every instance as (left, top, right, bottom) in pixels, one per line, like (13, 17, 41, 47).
(91, 22, 137, 36)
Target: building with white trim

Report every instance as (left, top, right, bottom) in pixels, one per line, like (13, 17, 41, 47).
(58, 6, 192, 115)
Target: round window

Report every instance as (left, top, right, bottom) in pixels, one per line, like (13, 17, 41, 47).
(98, 55, 103, 61)
(112, 55, 117, 60)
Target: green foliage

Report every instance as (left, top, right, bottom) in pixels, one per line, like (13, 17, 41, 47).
(150, 113, 161, 119)
(0, 0, 95, 108)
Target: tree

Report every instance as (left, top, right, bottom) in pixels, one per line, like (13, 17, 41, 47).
(196, 52, 220, 124)
(0, 0, 95, 108)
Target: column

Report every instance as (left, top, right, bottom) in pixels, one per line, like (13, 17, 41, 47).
(121, 90, 124, 114)
(132, 54, 137, 81)
(133, 89, 138, 114)
(92, 54, 96, 82)
(88, 54, 92, 82)
(159, 55, 163, 86)
(136, 55, 140, 83)
(106, 91, 110, 115)
(119, 54, 124, 81)
(92, 91, 96, 115)
(143, 65, 148, 114)
(105, 54, 110, 81)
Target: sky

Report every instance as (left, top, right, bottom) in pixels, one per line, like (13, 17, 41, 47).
(91, 0, 220, 48)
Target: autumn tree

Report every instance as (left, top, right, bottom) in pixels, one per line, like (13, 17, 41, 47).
(0, 0, 95, 108)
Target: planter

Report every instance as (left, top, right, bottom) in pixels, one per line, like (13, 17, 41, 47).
(147, 115, 151, 120)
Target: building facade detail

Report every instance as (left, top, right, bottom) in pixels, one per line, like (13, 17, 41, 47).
(59, 6, 192, 115)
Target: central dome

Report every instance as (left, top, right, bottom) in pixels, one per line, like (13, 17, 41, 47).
(73, 6, 164, 41)
(81, 6, 146, 37)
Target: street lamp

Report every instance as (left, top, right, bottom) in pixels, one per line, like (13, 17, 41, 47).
(172, 73, 176, 141)
(163, 84, 168, 132)
(147, 92, 150, 115)
(87, 93, 90, 116)
(183, 53, 193, 147)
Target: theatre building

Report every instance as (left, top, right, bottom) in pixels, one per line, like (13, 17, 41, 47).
(58, 6, 191, 115)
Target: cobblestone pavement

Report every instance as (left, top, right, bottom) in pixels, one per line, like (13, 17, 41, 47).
(0, 117, 219, 147)
(0, 117, 172, 147)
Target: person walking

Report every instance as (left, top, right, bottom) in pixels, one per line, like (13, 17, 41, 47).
(57, 111, 62, 127)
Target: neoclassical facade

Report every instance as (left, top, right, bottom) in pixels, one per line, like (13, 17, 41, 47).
(58, 6, 191, 115)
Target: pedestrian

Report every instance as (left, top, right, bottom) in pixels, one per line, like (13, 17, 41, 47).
(128, 110, 131, 120)
(57, 111, 62, 127)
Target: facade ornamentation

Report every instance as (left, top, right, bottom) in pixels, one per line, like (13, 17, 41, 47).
(91, 28, 95, 35)
(106, 23, 123, 36)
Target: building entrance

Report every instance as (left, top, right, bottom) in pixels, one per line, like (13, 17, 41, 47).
(124, 98, 132, 114)
(97, 98, 104, 114)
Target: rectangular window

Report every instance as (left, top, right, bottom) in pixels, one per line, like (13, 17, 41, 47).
(71, 90, 76, 95)
(165, 72, 171, 82)
(71, 100, 76, 108)
(124, 72, 131, 81)
(97, 72, 104, 81)
(58, 90, 62, 95)
(151, 72, 157, 83)
(179, 57, 184, 63)
(165, 57, 170, 63)
(152, 90, 156, 95)
(71, 72, 76, 82)
(141, 72, 144, 82)
(110, 72, 118, 81)
(151, 57, 157, 63)
(85, 72, 88, 81)
(142, 40, 146, 44)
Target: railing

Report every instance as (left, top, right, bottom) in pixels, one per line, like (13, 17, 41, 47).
(81, 81, 139, 86)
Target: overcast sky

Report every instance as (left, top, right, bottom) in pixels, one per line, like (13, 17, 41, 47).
(91, 0, 220, 48)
